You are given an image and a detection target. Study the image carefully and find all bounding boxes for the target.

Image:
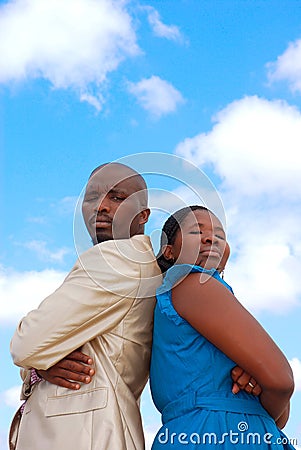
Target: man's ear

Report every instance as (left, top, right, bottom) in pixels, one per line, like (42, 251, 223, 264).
(139, 208, 150, 225)
(162, 245, 174, 261)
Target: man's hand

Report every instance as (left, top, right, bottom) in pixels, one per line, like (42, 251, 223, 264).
(231, 365, 262, 396)
(37, 350, 95, 390)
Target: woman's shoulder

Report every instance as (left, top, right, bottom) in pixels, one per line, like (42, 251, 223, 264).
(155, 265, 233, 325)
(158, 264, 233, 294)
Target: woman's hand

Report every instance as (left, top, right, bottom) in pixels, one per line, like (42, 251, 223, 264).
(37, 350, 95, 390)
(231, 365, 262, 396)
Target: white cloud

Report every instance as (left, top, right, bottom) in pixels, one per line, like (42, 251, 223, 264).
(0, 0, 139, 106)
(226, 235, 301, 314)
(144, 427, 158, 450)
(80, 92, 104, 112)
(26, 216, 46, 224)
(176, 96, 301, 314)
(1, 385, 22, 409)
(149, 187, 207, 214)
(267, 38, 301, 93)
(0, 267, 66, 325)
(144, 6, 183, 43)
(141, 382, 161, 450)
(49, 196, 79, 216)
(128, 75, 185, 118)
(22, 240, 71, 264)
(176, 96, 301, 198)
(148, 185, 224, 223)
(290, 358, 301, 392)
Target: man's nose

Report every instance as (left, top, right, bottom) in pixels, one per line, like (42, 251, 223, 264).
(96, 195, 110, 213)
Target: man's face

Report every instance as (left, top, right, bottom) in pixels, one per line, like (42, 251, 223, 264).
(82, 164, 150, 244)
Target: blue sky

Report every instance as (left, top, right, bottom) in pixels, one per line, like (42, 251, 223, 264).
(1, 0, 301, 448)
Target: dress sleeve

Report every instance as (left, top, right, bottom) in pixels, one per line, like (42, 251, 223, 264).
(10, 241, 141, 370)
(156, 264, 232, 325)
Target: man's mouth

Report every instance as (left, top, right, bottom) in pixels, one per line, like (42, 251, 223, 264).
(89, 215, 112, 229)
(95, 218, 112, 228)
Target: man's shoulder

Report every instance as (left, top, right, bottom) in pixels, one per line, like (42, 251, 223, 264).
(71, 235, 160, 293)
(72, 235, 158, 279)
(80, 235, 155, 264)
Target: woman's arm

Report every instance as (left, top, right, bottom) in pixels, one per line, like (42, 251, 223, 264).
(172, 273, 294, 422)
(276, 403, 290, 429)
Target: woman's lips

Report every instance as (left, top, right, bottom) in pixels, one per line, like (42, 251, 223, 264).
(200, 249, 221, 257)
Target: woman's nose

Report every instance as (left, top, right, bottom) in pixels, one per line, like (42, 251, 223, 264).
(201, 232, 213, 244)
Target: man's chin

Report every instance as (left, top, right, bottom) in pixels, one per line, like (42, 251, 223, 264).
(93, 231, 114, 244)
(92, 229, 132, 244)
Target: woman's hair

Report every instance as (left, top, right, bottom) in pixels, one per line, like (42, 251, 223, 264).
(156, 205, 210, 273)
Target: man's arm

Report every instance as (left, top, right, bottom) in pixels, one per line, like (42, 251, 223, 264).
(11, 242, 141, 370)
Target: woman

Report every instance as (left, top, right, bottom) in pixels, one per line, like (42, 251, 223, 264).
(150, 205, 295, 449)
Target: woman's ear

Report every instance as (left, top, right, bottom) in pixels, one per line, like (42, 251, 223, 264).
(217, 242, 230, 273)
(162, 245, 174, 261)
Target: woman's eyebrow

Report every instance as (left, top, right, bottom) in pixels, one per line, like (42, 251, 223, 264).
(215, 226, 226, 234)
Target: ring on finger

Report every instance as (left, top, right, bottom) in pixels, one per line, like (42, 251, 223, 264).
(248, 381, 255, 388)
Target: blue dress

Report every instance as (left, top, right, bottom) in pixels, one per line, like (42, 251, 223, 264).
(150, 264, 295, 449)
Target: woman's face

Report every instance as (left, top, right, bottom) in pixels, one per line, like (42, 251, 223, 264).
(164, 209, 229, 270)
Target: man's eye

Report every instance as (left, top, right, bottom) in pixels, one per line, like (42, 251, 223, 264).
(84, 196, 98, 202)
(189, 231, 201, 235)
(112, 196, 125, 202)
(216, 234, 225, 240)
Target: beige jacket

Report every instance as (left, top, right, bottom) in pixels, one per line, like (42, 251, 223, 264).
(9, 235, 162, 450)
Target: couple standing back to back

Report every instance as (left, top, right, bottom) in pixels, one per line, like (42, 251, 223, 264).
(10, 162, 295, 450)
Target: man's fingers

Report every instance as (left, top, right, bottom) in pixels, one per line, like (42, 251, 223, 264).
(38, 367, 92, 388)
(58, 359, 95, 376)
(38, 370, 81, 390)
(50, 376, 81, 390)
(49, 367, 93, 384)
(67, 350, 93, 366)
(36, 351, 95, 390)
(36, 351, 95, 391)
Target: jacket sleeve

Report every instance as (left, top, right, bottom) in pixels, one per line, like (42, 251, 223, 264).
(10, 242, 141, 370)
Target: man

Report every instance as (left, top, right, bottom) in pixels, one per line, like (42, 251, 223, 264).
(10, 162, 162, 450)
